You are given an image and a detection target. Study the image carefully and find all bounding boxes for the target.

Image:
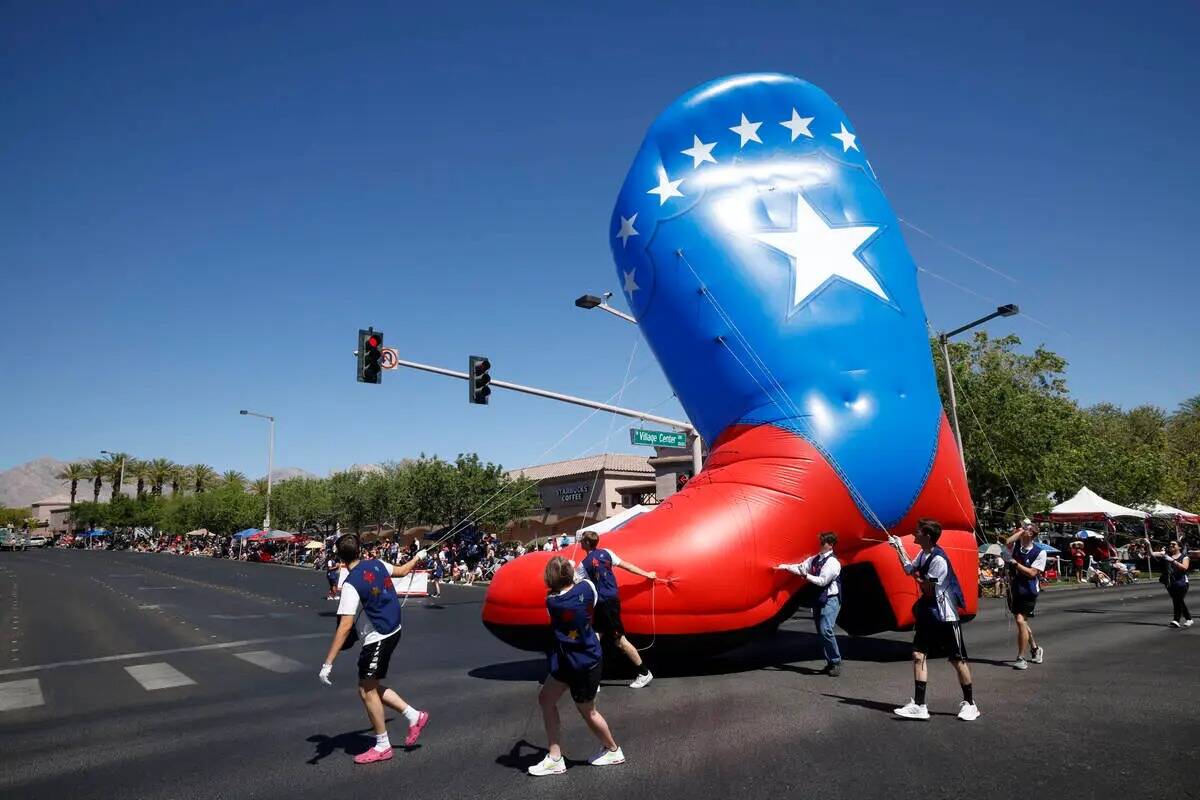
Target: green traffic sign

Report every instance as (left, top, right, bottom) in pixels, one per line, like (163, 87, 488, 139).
(630, 428, 688, 449)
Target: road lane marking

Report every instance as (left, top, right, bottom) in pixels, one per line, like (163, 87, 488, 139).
(233, 650, 304, 673)
(125, 663, 196, 690)
(209, 613, 292, 620)
(0, 633, 328, 677)
(0, 678, 43, 711)
(139, 586, 177, 590)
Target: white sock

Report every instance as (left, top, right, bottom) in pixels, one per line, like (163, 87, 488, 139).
(375, 733, 390, 751)
(402, 705, 422, 725)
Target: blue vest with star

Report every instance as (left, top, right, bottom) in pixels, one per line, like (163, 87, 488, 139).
(582, 548, 619, 602)
(808, 553, 841, 605)
(916, 546, 966, 623)
(344, 559, 401, 635)
(546, 581, 602, 673)
(1010, 542, 1045, 597)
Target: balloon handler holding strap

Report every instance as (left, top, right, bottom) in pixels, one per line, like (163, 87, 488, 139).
(574, 530, 657, 687)
(319, 534, 432, 765)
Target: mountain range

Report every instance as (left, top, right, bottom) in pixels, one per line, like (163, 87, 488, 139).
(0, 457, 324, 508)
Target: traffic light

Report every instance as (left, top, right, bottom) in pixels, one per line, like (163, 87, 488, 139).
(358, 328, 383, 384)
(468, 355, 491, 405)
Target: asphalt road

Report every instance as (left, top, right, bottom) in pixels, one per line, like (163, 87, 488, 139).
(0, 549, 1196, 799)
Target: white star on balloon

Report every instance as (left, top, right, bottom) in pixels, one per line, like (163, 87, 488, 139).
(780, 108, 814, 141)
(681, 135, 717, 168)
(831, 122, 858, 152)
(749, 192, 887, 308)
(647, 169, 684, 205)
(615, 214, 639, 247)
(623, 269, 640, 296)
(729, 114, 763, 147)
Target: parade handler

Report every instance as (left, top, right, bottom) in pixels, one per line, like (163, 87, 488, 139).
(1005, 522, 1047, 670)
(776, 531, 844, 676)
(574, 531, 657, 688)
(319, 534, 432, 764)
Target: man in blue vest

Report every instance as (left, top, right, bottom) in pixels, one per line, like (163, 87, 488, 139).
(776, 531, 843, 676)
(1005, 521, 1047, 670)
(319, 534, 431, 765)
(574, 531, 657, 688)
(889, 519, 980, 722)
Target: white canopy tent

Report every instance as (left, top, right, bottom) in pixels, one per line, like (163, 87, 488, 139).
(1140, 501, 1200, 524)
(578, 505, 652, 537)
(1041, 486, 1149, 522)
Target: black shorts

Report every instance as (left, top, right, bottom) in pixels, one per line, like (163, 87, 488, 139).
(1009, 593, 1038, 617)
(593, 598, 625, 640)
(913, 615, 968, 661)
(550, 662, 602, 704)
(357, 631, 401, 680)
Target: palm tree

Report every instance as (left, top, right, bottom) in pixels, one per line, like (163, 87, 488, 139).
(169, 464, 184, 495)
(250, 477, 270, 496)
(102, 452, 131, 502)
(222, 470, 248, 491)
(147, 458, 175, 496)
(128, 459, 150, 498)
(86, 459, 105, 503)
(56, 462, 89, 505)
(190, 464, 217, 494)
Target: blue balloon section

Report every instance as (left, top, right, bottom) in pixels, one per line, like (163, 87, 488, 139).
(610, 73, 941, 527)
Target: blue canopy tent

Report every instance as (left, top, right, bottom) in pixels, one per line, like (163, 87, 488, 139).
(81, 529, 111, 537)
(233, 528, 263, 540)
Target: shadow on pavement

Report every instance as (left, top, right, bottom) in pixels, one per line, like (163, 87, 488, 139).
(306, 719, 399, 764)
(470, 659, 545, 682)
(1062, 608, 1109, 614)
(495, 738, 586, 772)
(822, 693, 958, 718)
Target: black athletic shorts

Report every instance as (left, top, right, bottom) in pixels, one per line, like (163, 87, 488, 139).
(1008, 592, 1037, 617)
(913, 614, 968, 661)
(550, 662, 602, 704)
(357, 630, 401, 680)
(593, 598, 625, 639)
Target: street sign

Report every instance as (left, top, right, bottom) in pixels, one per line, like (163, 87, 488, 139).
(381, 347, 399, 370)
(630, 428, 688, 448)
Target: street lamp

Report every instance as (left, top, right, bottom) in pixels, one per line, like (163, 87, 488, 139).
(938, 304, 1019, 462)
(99, 450, 126, 497)
(574, 291, 636, 324)
(239, 410, 275, 530)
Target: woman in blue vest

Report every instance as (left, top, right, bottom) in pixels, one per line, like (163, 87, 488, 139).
(1147, 538, 1192, 628)
(776, 531, 843, 676)
(528, 556, 626, 776)
(1004, 522, 1047, 670)
(319, 535, 432, 765)
(888, 519, 980, 722)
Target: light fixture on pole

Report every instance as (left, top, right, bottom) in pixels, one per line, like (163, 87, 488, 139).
(239, 410, 275, 530)
(938, 304, 1019, 463)
(574, 291, 636, 324)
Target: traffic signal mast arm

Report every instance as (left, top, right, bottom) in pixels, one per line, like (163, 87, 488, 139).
(391, 356, 703, 473)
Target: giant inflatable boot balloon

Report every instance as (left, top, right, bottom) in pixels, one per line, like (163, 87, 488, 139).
(483, 74, 977, 653)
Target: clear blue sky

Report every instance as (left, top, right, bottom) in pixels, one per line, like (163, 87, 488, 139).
(2, 1, 1197, 477)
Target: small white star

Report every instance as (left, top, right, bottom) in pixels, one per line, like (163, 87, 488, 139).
(729, 114, 763, 147)
(623, 269, 640, 296)
(615, 213, 639, 247)
(831, 122, 858, 152)
(647, 168, 684, 205)
(780, 108, 815, 141)
(681, 135, 717, 168)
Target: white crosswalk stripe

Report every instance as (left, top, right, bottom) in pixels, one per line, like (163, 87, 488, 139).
(125, 662, 195, 690)
(0, 678, 44, 711)
(233, 650, 303, 673)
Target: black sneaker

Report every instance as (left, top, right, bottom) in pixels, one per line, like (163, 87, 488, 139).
(828, 663, 842, 677)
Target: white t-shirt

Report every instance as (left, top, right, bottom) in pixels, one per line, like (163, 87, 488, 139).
(336, 567, 349, 589)
(573, 549, 622, 582)
(908, 550, 958, 622)
(336, 561, 400, 645)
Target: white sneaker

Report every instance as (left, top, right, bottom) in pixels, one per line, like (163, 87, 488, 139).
(893, 700, 930, 720)
(589, 747, 626, 766)
(957, 701, 981, 721)
(527, 754, 566, 776)
(629, 671, 653, 689)
(1013, 658, 1029, 670)
(1169, 620, 1181, 629)
(1184, 619, 1195, 628)
(1031, 646, 1044, 664)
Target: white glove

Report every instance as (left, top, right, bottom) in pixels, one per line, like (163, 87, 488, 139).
(319, 663, 333, 686)
(415, 549, 429, 560)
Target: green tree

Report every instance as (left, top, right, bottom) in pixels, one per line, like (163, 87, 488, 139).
(221, 470, 248, 491)
(271, 477, 335, 536)
(101, 452, 131, 501)
(55, 462, 89, 505)
(1069, 404, 1168, 507)
(329, 470, 369, 533)
(128, 459, 150, 498)
(249, 477, 270, 496)
(190, 464, 218, 494)
(147, 458, 175, 496)
(1165, 395, 1200, 511)
(85, 459, 105, 503)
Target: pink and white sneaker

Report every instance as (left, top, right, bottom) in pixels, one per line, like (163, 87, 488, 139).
(405, 711, 430, 746)
(353, 747, 393, 765)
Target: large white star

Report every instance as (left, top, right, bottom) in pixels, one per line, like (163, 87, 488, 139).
(831, 122, 858, 152)
(780, 108, 814, 141)
(646, 169, 684, 205)
(749, 193, 887, 308)
(623, 269, 640, 296)
(729, 114, 763, 147)
(681, 135, 717, 168)
(615, 213, 639, 247)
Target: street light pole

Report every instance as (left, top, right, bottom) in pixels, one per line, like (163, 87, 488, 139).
(938, 304, 1019, 465)
(239, 410, 275, 530)
(574, 292, 637, 324)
